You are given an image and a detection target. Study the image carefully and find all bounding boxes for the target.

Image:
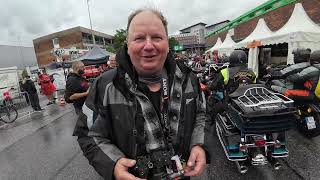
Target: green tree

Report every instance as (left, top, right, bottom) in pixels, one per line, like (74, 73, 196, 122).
(113, 29, 127, 53)
(168, 37, 180, 50)
(105, 45, 116, 54)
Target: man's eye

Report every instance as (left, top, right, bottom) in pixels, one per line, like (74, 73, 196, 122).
(153, 36, 162, 40)
(134, 37, 145, 41)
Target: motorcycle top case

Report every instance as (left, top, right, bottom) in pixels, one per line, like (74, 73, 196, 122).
(227, 85, 296, 134)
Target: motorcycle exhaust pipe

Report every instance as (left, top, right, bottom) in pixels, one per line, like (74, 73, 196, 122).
(273, 161, 281, 170)
(235, 161, 248, 174)
(270, 159, 282, 170)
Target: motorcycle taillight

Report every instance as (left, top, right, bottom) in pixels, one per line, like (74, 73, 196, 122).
(239, 144, 247, 152)
(255, 139, 266, 147)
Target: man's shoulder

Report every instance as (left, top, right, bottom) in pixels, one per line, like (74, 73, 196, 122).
(66, 74, 80, 84)
(92, 68, 117, 91)
(97, 68, 117, 83)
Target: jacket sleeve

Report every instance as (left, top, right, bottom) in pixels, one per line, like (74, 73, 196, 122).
(286, 66, 320, 83)
(276, 62, 310, 78)
(74, 69, 124, 180)
(189, 76, 207, 148)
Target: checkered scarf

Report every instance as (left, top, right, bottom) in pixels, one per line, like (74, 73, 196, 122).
(125, 65, 184, 152)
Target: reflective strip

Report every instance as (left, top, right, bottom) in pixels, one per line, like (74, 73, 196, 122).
(169, 65, 184, 143)
(315, 77, 320, 99)
(221, 68, 229, 85)
(298, 66, 319, 77)
(280, 62, 310, 75)
(103, 82, 133, 106)
(82, 104, 93, 129)
(185, 78, 194, 93)
(92, 137, 124, 162)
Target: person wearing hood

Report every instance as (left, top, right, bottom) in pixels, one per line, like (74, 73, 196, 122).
(22, 75, 43, 111)
(38, 70, 56, 105)
(73, 8, 210, 180)
(64, 61, 89, 113)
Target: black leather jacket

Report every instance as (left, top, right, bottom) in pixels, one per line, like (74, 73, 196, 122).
(73, 46, 211, 180)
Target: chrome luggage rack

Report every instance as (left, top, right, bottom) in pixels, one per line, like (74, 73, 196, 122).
(208, 63, 229, 74)
(238, 87, 293, 109)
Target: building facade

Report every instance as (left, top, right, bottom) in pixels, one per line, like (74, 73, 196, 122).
(171, 21, 231, 54)
(206, 0, 320, 47)
(33, 26, 113, 67)
(205, 20, 230, 36)
(170, 23, 207, 53)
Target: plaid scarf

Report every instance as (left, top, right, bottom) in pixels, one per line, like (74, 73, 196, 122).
(125, 65, 184, 152)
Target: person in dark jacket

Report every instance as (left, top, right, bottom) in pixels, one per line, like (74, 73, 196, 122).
(22, 75, 42, 111)
(206, 50, 256, 121)
(64, 61, 89, 113)
(269, 49, 320, 102)
(73, 8, 210, 180)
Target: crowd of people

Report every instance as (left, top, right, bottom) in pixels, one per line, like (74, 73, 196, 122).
(17, 7, 318, 180)
(68, 8, 208, 180)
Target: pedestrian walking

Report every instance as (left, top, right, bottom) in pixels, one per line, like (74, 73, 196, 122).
(22, 75, 43, 111)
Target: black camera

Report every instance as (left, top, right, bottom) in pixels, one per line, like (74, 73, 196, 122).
(130, 149, 185, 180)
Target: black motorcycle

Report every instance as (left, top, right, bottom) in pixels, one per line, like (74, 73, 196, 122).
(266, 77, 320, 138)
(215, 82, 296, 173)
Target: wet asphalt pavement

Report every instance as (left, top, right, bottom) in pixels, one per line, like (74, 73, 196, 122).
(1, 102, 320, 180)
(0, 104, 102, 180)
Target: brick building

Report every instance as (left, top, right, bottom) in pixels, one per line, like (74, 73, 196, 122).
(206, 0, 320, 47)
(33, 26, 113, 67)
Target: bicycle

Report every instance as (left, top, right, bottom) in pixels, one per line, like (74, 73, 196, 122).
(0, 99, 18, 123)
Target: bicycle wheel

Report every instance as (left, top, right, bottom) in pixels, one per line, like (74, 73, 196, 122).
(0, 105, 18, 123)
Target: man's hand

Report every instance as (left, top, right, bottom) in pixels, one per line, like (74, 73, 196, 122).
(184, 145, 206, 177)
(114, 158, 146, 180)
(84, 88, 90, 96)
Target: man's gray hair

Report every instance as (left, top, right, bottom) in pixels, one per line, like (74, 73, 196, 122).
(126, 8, 168, 36)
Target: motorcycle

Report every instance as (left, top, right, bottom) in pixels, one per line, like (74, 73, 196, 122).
(295, 102, 320, 138)
(215, 76, 296, 173)
(267, 78, 320, 138)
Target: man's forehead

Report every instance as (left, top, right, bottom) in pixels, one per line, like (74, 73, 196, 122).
(129, 12, 164, 32)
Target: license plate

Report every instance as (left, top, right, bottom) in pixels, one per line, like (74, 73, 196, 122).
(305, 116, 316, 130)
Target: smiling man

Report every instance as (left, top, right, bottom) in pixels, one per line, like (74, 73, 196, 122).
(74, 8, 210, 180)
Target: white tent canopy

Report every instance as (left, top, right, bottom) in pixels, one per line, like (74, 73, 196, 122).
(236, 18, 273, 48)
(263, 3, 320, 64)
(217, 33, 236, 56)
(206, 37, 222, 53)
(235, 18, 273, 76)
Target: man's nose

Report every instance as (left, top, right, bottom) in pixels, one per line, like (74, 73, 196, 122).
(143, 38, 155, 51)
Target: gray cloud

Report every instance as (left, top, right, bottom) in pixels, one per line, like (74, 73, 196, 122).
(0, 0, 268, 47)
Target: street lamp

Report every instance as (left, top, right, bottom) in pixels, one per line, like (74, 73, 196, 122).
(17, 36, 26, 68)
(86, 0, 95, 45)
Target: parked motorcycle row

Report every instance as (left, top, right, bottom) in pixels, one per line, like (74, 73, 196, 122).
(185, 49, 320, 174)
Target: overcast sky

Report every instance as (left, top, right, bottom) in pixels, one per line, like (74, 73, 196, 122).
(0, 0, 268, 47)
